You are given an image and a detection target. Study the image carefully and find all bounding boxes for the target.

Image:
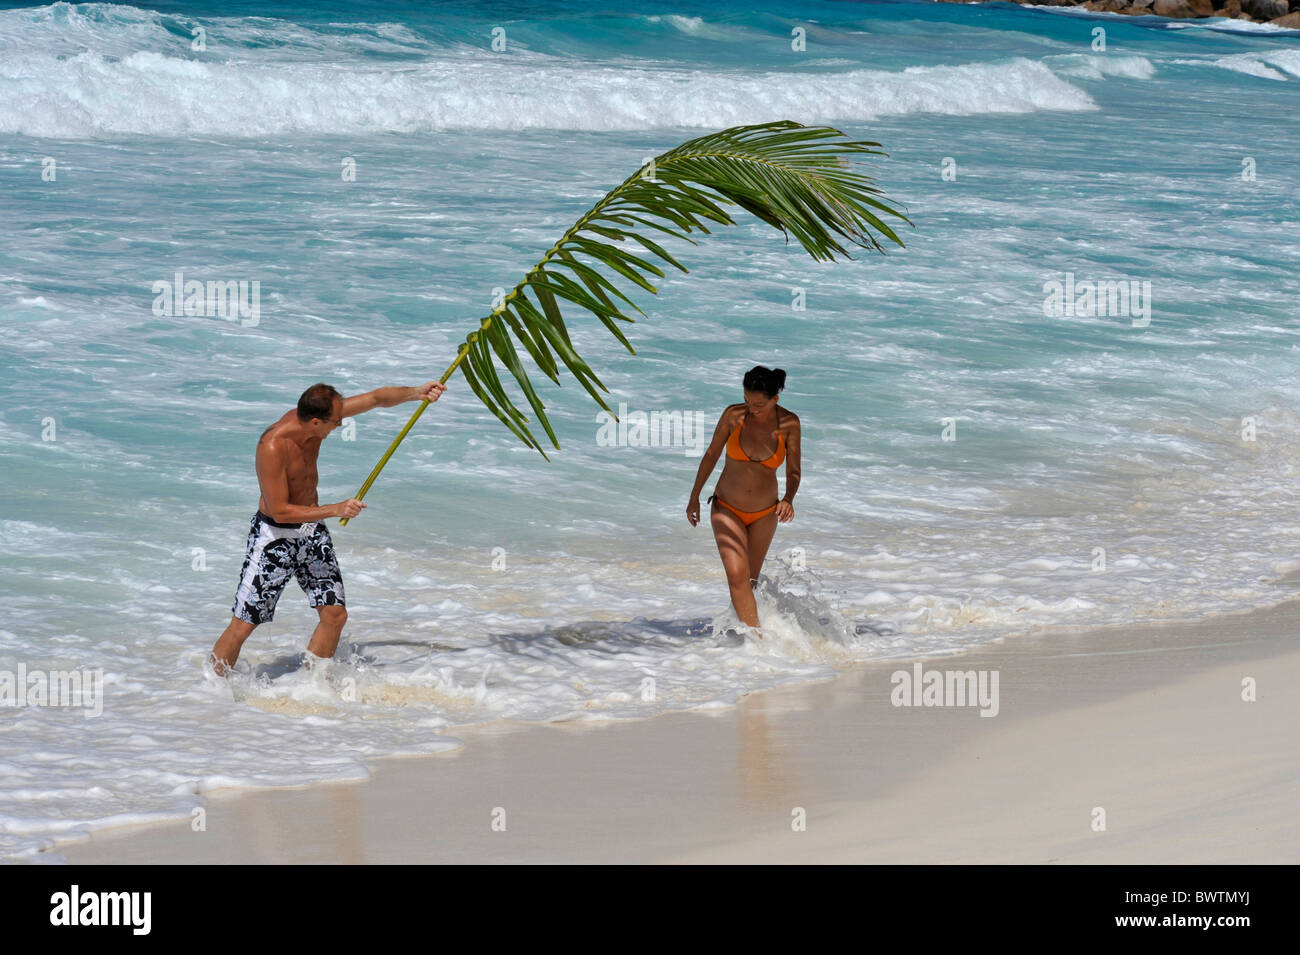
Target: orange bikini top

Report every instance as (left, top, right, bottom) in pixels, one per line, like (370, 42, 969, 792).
(726, 408, 785, 468)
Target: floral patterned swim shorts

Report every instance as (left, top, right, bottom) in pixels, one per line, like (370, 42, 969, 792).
(230, 511, 346, 625)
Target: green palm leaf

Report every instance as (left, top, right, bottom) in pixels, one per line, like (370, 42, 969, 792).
(341, 120, 911, 524)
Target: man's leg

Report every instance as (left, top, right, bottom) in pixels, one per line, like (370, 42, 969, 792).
(216, 513, 292, 675)
(298, 520, 347, 660)
(306, 605, 347, 659)
(211, 616, 258, 675)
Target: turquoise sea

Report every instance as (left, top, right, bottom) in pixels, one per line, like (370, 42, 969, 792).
(1, 0, 1298, 858)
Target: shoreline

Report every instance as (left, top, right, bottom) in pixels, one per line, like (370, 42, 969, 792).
(50, 595, 1300, 864)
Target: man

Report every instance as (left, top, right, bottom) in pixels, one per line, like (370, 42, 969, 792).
(209, 380, 446, 675)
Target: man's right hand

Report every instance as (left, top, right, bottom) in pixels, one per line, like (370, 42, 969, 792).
(336, 498, 367, 520)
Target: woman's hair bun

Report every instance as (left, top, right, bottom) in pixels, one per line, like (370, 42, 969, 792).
(743, 366, 786, 398)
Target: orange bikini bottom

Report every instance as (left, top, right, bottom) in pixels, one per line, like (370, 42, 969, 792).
(708, 493, 778, 526)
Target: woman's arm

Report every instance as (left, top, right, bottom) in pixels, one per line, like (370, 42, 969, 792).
(777, 413, 800, 522)
(781, 414, 800, 503)
(686, 407, 738, 524)
(689, 408, 737, 498)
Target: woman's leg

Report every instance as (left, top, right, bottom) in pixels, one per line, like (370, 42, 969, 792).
(710, 499, 760, 629)
(744, 509, 780, 581)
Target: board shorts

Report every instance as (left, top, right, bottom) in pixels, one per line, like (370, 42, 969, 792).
(230, 510, 345, 625)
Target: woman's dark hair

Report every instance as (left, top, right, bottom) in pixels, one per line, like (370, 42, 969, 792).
(297, 382, 342, 421)
(743, 366, 786, 399)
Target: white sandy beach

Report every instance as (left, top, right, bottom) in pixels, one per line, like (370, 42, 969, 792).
(54, 599, 1299, 864)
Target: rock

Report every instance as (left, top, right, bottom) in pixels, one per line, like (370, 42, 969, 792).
(1242, 0, 1288, 18)
(1214, 0, 1242, 14)
(1291, 0, 1300, 12)
(1271, 9, 1300, 22)
(1084, 0, 1129, 10)
(1153, 0, 1214, 15)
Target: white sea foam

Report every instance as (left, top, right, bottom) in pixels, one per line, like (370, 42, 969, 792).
(645, 14, 727, 39)
(1164, 17, 1300, 34)
(0, 4, 1098, 138)
(1184, 56, 1289, 80)
(1172, 51, 1300, 80)
(1046, 54, 1156, 80)
(1259, 50, 1300, 77)
(0, 563, 898, 860)
(0, 2, 435, 59)
(0, 48, 1096, 138)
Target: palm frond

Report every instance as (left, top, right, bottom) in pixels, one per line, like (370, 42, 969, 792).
(342, 120, 910, 519)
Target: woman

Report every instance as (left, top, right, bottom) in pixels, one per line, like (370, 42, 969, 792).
(687, 366, 801, 635)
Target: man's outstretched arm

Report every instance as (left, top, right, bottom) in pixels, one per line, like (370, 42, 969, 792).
(342, 381, 445, 417)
